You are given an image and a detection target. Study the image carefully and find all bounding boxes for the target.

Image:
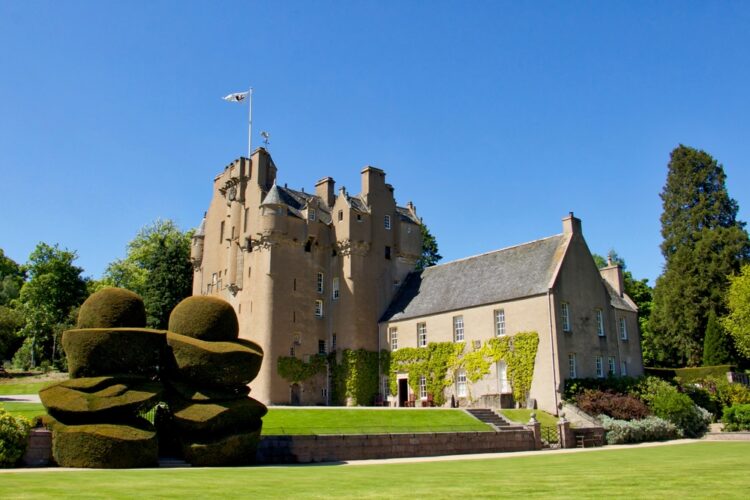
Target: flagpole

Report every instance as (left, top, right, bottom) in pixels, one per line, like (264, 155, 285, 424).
(247, 87, 253, 158)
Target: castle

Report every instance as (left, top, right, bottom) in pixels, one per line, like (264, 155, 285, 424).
(192, 149, 644, 412)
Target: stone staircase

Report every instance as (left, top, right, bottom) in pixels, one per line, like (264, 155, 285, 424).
(466, 408, 514, 430)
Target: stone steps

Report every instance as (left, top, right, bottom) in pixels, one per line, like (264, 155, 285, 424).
(466, 408, 512, 430)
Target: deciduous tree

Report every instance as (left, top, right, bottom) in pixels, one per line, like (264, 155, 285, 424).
(723, 264, 750, 360)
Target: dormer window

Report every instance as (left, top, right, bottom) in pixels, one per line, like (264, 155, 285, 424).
(384, 215, 391, 230)
(308, 208, 316, 221)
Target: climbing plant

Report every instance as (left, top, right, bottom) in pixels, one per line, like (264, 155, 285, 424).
(276, 354, 327, 383)
(386, 342, 464, 406)
(329, 349, 380, 405)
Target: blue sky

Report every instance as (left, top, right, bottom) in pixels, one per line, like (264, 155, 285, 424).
(1, 1, 749, 285)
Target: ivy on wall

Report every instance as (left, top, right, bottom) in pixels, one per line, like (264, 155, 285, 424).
(329, 349, 380, 406)
(384, 342, 464, 406)
(277, 354, 327, 384)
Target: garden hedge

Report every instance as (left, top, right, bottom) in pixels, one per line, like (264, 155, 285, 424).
(166, 333, 263, 386)
(181, 429, 262, 466)
(63, 328, 166, 378)
(77, 287, 147, 329)
(168, 296, 239, 342)
(46, 417, 158, 468)
(169, 396, 267, 436)
(39, 376, 163, 422)
(166, 380, 250, 402)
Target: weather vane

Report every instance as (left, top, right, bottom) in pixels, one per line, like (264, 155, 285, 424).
(260, 131, 270, 147)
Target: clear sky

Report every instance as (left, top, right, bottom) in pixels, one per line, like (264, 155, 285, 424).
(1, 1, 749, 286)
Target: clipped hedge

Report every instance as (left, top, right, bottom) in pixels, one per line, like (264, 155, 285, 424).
(169, 396, 267, 436)
(722, 404, 750, 432)
(181, 429, 261, 466)
(63, 328, 166, 378)
(168, 296, 239, 342)
(47, 416, 158, 468)
(0, 408, 31, 467)
(77, 287, 147, 329)
(166, 380, 250, 402)
(644, 365, 735, 384)
(39, 376, 163, 423)
(166, 333, 263, 387)
(600, 415, 681, 444)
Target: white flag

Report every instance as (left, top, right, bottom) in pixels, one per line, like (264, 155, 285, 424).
(223, 91, 248, 102)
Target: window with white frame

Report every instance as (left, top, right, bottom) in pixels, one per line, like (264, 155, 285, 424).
(619, 317, 628, 340)
(332, 277, 340, 300)
(314, 300, 323, 318)
(620, 360, 628, 376)
(419, 375, 427, 399)
(456, 370, 467, 397)
(417, 322, 427, 347)
(568, 353, 577, 379)
(384, 215, 391, 230)
(495, 309, 506, 336)
(389, 327, 398, 351)
(498, 361, 510, 393)
(316, 272, 324, 294)
(596, 356, 604, 378)
(596, 309, 604, 337)
(562, 303, 571, 332)
(608, 356, 616, 376)
(308, 208, 316, 221)
(453, 316, 464, 342)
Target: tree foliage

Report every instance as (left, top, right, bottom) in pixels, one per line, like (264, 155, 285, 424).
(649, 145, 750, 366)
(723, 264, 750, 360)
(0, 249, 25, 306)
(102, 220, 193, 329)
(415, 222, 442, 271)
(702, 309, 733, 366)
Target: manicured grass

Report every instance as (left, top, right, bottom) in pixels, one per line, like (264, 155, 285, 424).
(0, 442, 748, 498)
(500, 409, 558, 428)
(0, 402, 46, 421)
(0, 381, 53, 396)
(262, 408, 492, 435)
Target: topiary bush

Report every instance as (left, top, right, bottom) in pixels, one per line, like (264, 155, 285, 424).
(166, 380, 250, 402)
(63, 328, 166, 378)
(721, 404, 750, 432)
(166, 333, 263, 387)
(0, 409, 31, 467)
(169, 396, 267, 436)
(168, 296, 239, 342)
(574, 389, 651, 420)
(77, 287, 146, 329)
(181, 429, 261, 466)
(599, 415, 681, 444)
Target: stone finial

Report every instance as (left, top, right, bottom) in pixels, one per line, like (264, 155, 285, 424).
(528, 412, 538, 425)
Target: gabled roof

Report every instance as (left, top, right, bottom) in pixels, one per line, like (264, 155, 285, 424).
(604, 280, 638, 313)
(261, 185, 332, 224)
(382, 234, 569, 322)
(396, 206, 420, 224)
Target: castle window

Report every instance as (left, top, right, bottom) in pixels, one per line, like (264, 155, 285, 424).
(316, 272, 324, 294)
(357, 214, 362, 222)
(290, 347, 295, 357)
(419, 376, 427, 399)
(243, 208, 249, 233)
(219, 221, 225, 243)
(608, 356, 616, 376)
(456, 370, 467, 397)
(453, 316, 464, 342)
(494, 309, 506, 336)
(390, 327, 398, 350)
(596, 356, 604, 378)
(332, 334, 337, 350)
(217, 278, 222, 290)
(314, 300, 323, 318)
(231, 226, 236, 240)
(338, 210, 343, 222)
(620, 360, 628, 376)
(619, 317, 628, 340)
(308, 208, 316, 221)
(384, 215, 391, 230)
(561, 303, 571, 332)
(304, 239, 312, 252)
(417, 322, 427, 347)
(568, 353, 577, 379)
(332, 277, 340, 300)
(318, 340, 327, 354)
(596, 309, 605, 337)
(385, 246, 391, 260)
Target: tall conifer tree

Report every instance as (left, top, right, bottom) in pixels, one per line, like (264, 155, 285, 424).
(649, 145, 749, 366)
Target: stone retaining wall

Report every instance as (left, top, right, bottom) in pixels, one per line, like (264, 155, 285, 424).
(257, 429, 537, 464)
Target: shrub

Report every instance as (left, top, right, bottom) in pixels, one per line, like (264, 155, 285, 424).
(168, 296, 239, 342)
(77, 287, 146, 329)
(721, 404, 750, 432)
(169, 396, 267, 437)
(575, 389, 651, 420)
(632, 376, 678, 406)
(563, 376, 642, 401)
(181, 429, 261, 466)
(674, 365, 735, 384)
(650, 389, 711, 438)
(599, 415, 681, 444)
(0, 409, 31, 467)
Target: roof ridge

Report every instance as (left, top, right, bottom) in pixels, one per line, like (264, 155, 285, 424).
(425, 233, 565, 270)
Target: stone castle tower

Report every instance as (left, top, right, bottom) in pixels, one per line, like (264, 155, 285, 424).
(191, 148, 422, 405)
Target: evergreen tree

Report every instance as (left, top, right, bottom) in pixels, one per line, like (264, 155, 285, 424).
(0, 249, 25, 306)
(415, 222, 442, 271)
(702, 309, 732, 366)
(650, 145, 750, 366)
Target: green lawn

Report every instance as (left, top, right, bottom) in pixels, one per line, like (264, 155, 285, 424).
(0, 442, 748, 498)
(0, 381, 54, 396)
(500, 409, 558, 428)
(0, 402, 46, 421)
(262, 409, 492, 435)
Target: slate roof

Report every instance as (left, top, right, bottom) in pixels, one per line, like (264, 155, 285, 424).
(382, 234, 569, 322)
(604, 280, 638, 312)
(396, 206, 420, 224)
(261, 185, 332, 223)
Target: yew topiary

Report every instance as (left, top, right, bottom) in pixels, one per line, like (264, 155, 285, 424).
(169, 396, 267, 436)
(63, 328, 166, 378)
(166, 380, 250, 402)
(39, 376, 163, 423)
(47, 416, 158, 468)
(168, 296, 239, 342)
(166, 332, 263, 386)
(181, 429, 262, 466)
(77, 287, 146, 329)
